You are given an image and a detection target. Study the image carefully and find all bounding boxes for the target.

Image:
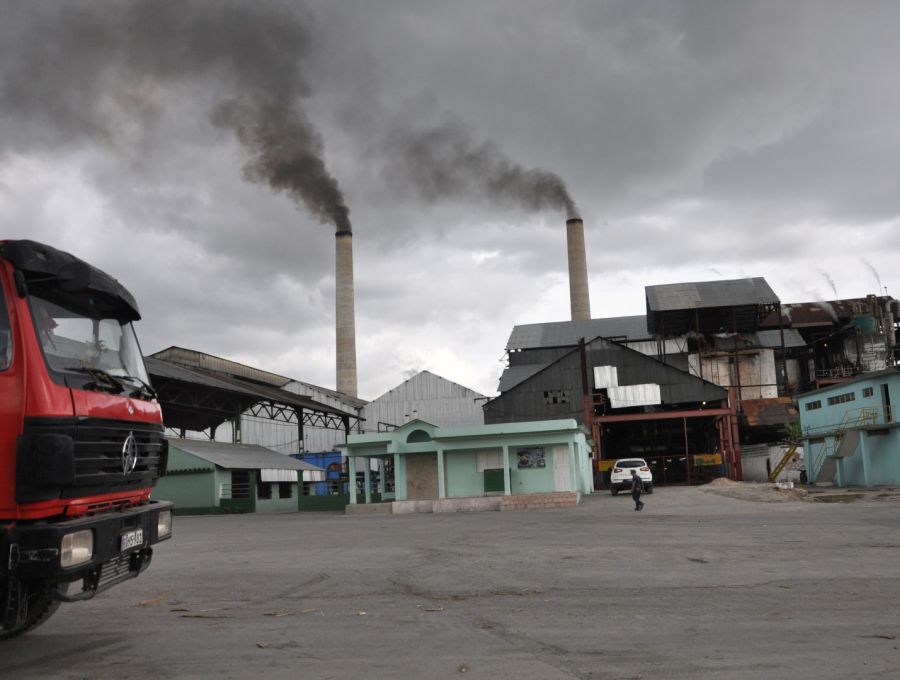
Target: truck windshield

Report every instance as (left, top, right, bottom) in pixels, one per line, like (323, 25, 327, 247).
(29, 293, 150, 388)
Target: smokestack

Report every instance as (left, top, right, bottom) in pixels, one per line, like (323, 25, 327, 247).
(335, 230, 358, 397)
(566, 217, 591, 321)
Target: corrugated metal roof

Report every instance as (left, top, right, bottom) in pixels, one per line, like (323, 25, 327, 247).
(760, 298, 882, 328)
(152, 346, 293, 387)
(498, 364, 549, 392)
(507, 315, 650, 350)
(145, 356, 355, 418)
(167, 438, 324, 471)
(646, 278, 779, 312)
(362, 370, 486, 431)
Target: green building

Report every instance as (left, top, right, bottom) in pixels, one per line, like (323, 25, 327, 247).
(153, 438, 324, 514)
(797, 368, 900, 486)
(341, 419, 593, 514)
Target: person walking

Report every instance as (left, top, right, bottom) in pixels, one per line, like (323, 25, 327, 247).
(630, 469, 644, 511)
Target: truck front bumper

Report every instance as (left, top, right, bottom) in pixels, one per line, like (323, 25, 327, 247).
(3, 500, 173, 600)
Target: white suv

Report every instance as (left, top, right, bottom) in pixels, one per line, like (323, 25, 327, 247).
(610, 458, 653, 495)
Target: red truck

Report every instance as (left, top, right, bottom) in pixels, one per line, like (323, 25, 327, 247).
(0, 239, 172, 639)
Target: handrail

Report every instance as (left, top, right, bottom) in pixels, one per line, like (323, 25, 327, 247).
(807, 407, 880, 481)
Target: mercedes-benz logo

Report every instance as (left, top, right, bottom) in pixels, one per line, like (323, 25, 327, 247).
(122, 432, 138, 474)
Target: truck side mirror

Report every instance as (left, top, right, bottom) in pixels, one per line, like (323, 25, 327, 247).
(13, 270, 27, 298)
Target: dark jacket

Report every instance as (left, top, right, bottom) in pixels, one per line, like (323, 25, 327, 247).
(631, 474, 643, 493)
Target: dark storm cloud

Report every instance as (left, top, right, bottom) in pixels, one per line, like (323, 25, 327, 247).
(3, 0, 900, 397)
(0, 1, 582, 233)
(0, 0, 352, 231)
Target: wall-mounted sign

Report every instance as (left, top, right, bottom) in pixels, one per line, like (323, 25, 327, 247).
(693, 453, 723, 467)
(516, 447, 546, 469)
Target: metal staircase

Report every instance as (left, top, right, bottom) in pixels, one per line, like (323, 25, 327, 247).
(809, 408, 878, 484)
(767, 441, 799, 482)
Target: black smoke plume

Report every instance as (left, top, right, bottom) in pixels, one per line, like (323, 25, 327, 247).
(380, 118, 579, 219)
(0, 1, 352, 232)
(1, 2, 577, 228)
(213, 98, 351, 232)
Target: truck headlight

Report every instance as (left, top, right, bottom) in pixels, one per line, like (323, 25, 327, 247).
(157, 509, 172, 538)
(61, 530, 94, 568)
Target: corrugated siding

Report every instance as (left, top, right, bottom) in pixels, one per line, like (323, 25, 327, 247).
(362, 371, 486, 431)
(485, 337, 728, 425)
(507, 315, 650, 350)
(646, 278, 779, 312)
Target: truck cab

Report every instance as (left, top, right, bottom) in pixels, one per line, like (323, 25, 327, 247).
(0, 239, 172, 639)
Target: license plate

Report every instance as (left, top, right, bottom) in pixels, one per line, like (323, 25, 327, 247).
(120, 528, 144, 552)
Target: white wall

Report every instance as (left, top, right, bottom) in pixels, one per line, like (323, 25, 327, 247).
(362, 371, 485, 432)
(741, 443, 805, 482)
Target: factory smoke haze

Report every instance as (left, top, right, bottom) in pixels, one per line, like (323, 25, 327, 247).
(0, 2, 577, 231)
(0, 0, 353, 233)
(381, 118, 579, 219)
(3, 1, 898, 402)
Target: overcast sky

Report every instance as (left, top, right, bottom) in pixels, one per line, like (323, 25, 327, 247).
(2, 1, 898, 399)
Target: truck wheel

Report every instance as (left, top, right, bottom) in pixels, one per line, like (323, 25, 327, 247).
(645, 485, 653, 494)
(610, 487, 619, 496)
(0, 580, 63, 640)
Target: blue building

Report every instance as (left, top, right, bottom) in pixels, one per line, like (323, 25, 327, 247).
(797, 369, 900, 486)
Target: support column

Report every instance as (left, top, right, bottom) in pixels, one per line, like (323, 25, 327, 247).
(437, 449, 446, 499)
(378, 459, 386, 495)
(363, 460, 371, 504)
(349, 456, 358, 505)
(568, 441, 577, 492)
(683, 418, 692, 486)
(392, 454, 405, 501)
(502, 446, 511, 496)
(860, 431, 871, 487)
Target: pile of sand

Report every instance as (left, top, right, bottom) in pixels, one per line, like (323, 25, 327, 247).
(699, 479, 808, 503)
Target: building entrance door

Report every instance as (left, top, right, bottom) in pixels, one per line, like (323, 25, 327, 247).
(553, 445, 571, 491)
(882, 384, 893, 422)
(405, 453, 438, 500)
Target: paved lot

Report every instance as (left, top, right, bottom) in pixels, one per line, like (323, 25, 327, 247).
(5, 486, 900, 679)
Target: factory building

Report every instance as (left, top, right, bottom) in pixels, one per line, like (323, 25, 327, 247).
(485, 328, 735, 487)
(488, 275, 899, 489)
(362, 370, 486, 432)
(798, 369, 900, 487)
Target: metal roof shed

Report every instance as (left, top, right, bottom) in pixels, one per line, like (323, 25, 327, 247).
(153, 439, 324, 515)
(646, 277, 780, 337)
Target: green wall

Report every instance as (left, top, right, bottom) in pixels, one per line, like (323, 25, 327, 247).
(444, 450, 485, 497)
(509, 458, 557, 494)
(255, 480, 300, 513)
(152, 470, 217, 511)
(346, 419, 595, 502)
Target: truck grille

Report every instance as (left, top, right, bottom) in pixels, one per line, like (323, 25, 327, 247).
(21, 417, 165, 499)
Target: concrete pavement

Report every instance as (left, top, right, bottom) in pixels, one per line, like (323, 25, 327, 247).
(5, 486, 899, 679)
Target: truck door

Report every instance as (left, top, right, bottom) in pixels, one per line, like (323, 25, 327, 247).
(0, 267, 24, 513)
